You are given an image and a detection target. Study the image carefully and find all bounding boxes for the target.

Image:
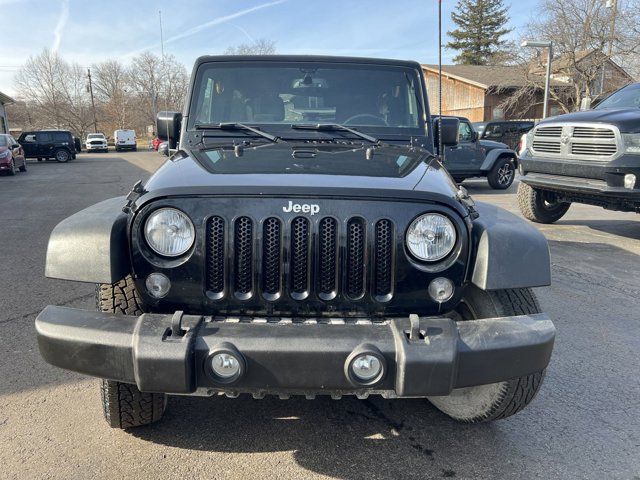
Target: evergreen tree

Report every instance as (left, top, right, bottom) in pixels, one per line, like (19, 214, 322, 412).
(447, 0, 513, 65)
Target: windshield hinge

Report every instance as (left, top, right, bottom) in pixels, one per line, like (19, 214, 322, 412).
(122, 180, 146, 214)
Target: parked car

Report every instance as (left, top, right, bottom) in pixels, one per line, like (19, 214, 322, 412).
(518, 82, 640, 223)
(437, 116, 519, 189)
(114, 129, 137, 151)
(36, 55, 555, 430)
(151, 136, 162, 151)
(0, 133, 27, 175)
(473, 120, 535, 150)
(85, 133, 109, 153)
(157, 141, 169, 156)
(18, 129, 76, 163)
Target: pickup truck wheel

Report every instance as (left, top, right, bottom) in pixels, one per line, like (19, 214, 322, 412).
(96, 276, 167, 428)
(487, 158, 515, 189)
(428, 286, 546, 423)
(54, 148, 70, 163)
(517, 182, 570, 224)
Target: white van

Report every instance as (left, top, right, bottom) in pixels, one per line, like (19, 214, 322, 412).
(114, 129, 137, 151)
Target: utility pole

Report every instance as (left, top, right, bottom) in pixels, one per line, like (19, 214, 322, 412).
(159, 10, 165, 59)
(87, 68, 98, 133)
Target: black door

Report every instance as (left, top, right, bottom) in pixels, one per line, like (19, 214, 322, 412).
(36, 132, 55, 158)
(444, 121, 482, 175)
(18, 133, 38, 158)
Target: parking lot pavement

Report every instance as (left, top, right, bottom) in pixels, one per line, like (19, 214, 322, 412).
(0, 153, 638, 480)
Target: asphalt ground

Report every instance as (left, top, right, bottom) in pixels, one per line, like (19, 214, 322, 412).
(0, 151, 638, 479)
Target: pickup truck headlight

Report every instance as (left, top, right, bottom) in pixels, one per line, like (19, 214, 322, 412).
(144, 208, 195, 257)
(621, 134, 640, 154)
(406, 213, 456, 262)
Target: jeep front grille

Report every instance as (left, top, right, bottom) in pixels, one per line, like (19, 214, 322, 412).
(205, 215, 395, 302)
(530, 124, 620, 160)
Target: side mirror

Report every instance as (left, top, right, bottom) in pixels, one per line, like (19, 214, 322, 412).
(433, 117, 459, 153)
(156, 111, 182, 150)
(12, 144, 20, 150)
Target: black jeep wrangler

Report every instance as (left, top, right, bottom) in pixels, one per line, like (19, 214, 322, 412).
(518, 82, 640, 223)
(36, 56, 554, 428)
(436, 116, 518, 189)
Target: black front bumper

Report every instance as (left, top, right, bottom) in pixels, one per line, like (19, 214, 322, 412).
(35, 306, 555, 397)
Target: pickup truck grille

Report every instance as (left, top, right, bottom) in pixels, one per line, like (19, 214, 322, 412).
(205, 215, 395, 302)
(530, 124, 620, 160)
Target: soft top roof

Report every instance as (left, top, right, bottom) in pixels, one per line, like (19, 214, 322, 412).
(193, 55, 422, 70)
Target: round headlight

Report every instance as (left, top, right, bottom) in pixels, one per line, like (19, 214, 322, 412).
(406, 213, 456, 262)
(144, 208, 195, 257)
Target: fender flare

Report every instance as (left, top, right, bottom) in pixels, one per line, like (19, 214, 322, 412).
(470, 201, 551, 290)
(45, 196, 130, 284)
(480, 149, 517, 172)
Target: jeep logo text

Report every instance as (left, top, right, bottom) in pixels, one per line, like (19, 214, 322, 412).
(283, 201, 320, 215)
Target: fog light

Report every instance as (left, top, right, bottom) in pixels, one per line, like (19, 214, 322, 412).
(624, 174, 636, 189)
(145, 273, 170, 298)
(428, 277, 454, 303)
(211, 353, 241, 379)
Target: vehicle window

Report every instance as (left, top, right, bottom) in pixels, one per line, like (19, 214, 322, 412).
(53, 132, 68, 142)
(22, 134, 36, 143)
(484, 124, 502, 138)
(37, 133, 53, 142)
(595, 83, 640, 110)
(505, 124, 518, 134)
(87, 134, 104, 139)
(190, 63, 424, 131)
(519, 122, 534, 133)
(0, 135, 9, 147)
(458, 122, 473, 142)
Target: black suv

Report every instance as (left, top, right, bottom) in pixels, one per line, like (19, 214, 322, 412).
(473, 120, 535, 150)
(518, 83, 640, 223)
(438, 116, 518, 189)
(36, 55, 554, 429)
(18, 129, 76, 163)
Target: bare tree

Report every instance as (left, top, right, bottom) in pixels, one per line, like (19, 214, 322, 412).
(224, 39, 276, 55)
(92, 60, 131, 131)
(502, 0, 640, 115)
(13, 49, 94, 137)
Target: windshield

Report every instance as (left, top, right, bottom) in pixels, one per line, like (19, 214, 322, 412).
(189, 62, 424, 133)
(595, 83, 640, 110)
(0, 135, 9, 147)
(88, 134, 104, 139)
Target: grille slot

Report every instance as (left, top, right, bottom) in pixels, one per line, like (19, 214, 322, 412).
(205, 216, 225, 295)
(318, 217, 338, 298)
(346, 219, 366, 299)
(571, 143, 617, 156)
(262, 217, 282, 296)
(572, 127, 616, 139)
(532, 141, 561, 154)
(290, 217, 310, 296)
(234, 217, 254, 296)
(535, 126, 562, 137)
(374, 220, 394, 300)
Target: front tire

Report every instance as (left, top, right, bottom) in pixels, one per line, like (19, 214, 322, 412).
(517, 182, 571, 224)
(428, 287, 547, 423)
(487, 158, 515, 189)
(96, 276, 167, 428)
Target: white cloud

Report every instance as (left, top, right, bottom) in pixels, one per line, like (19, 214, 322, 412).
(52, 0, 70, 52)
(126, 0, 287, 57)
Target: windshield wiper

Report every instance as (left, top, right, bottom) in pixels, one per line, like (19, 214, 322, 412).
(194, 122, 280, 143)
(291, 124, 379, 144)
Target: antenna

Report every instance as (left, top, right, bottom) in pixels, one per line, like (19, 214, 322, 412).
(438, 0, 443, 158)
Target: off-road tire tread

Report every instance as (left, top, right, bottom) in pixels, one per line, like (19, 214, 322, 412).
(517, 182, 570, 224)
(96, 276, 167, 429)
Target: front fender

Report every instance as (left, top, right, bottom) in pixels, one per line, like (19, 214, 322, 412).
(480, 149, 516, 172)
(45, 197, 130, 284)
(470, 202, 550, 290)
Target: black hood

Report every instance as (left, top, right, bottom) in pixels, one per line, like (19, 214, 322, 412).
(540, 108, 640, 133)
(139, 143, 467, 216)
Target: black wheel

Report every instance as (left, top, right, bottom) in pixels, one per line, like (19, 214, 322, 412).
(133, 146, 137, 151)
(6, 159, 16, 175)
(517, 182, 571, 224)
(487, 157, 515, 189)
(19, 160, 27, 172)
(37, 158, 43, 162)
(54, 149, 70, 163)
(428, 286, 547, 423)
(96, 276, 167, 428)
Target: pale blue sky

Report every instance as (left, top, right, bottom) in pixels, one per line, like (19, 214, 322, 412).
(0, 0, 538, 95)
